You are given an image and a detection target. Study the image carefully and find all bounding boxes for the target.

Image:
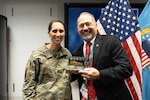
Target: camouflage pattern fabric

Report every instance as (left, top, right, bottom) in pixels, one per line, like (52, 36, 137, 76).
(22, 43, 72, 100)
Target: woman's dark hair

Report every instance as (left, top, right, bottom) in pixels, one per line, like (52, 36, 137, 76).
(48, 20, 66, 32)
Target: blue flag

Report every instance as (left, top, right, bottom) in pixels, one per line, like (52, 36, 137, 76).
(138, 0, 150, 100)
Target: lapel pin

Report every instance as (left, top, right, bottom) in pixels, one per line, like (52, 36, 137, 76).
(96, 44, 99, 47)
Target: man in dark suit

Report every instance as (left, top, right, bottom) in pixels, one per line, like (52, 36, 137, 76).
(72, 12, 133, 100)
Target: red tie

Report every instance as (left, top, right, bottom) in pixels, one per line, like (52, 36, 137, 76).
(86, 42, 96, 100)
(86, 42, 91, 57)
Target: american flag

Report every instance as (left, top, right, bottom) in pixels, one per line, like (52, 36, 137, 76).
(96, 0, 150, 99)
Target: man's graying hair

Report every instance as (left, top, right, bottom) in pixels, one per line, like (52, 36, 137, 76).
(77, 12, 96, 23)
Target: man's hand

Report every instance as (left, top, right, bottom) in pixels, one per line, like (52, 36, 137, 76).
(79, 67, 100, 80)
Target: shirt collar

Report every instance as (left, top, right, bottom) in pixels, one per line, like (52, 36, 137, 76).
(83, 36, 96, 45)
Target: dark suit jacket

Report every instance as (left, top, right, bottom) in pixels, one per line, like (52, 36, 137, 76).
(72, 34, 133, 100)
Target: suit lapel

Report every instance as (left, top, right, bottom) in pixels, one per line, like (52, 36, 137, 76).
(93, 35, 103, 65)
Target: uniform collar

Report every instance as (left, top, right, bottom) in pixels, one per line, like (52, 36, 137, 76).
(43, 43, 68, 59)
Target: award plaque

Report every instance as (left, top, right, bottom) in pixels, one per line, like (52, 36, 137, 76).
(66, 56, 89, 74)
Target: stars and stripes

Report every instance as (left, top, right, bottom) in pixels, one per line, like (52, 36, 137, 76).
(96, 0, 149, 99)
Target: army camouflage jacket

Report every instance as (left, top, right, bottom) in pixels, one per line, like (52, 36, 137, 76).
(22, 43, 72, 100)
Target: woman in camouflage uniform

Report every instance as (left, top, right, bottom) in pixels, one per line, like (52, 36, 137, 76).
(22, 20, 72, 100)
